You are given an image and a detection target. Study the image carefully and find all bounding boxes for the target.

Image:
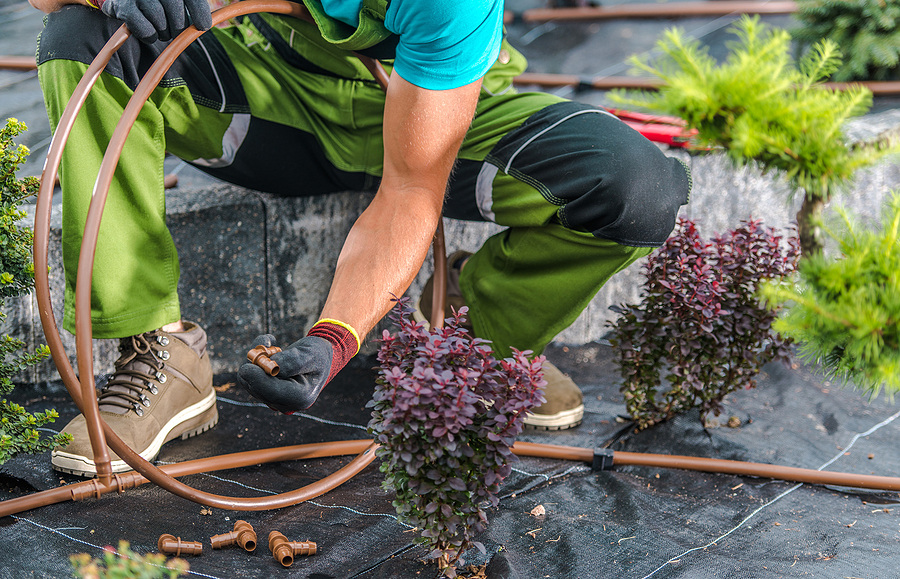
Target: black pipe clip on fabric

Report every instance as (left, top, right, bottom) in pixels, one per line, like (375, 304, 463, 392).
(592, 448, 615, 471)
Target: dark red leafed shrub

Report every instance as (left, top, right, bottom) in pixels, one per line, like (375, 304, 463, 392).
(368, 298, 545, 577)
(607, 217, 800, 430)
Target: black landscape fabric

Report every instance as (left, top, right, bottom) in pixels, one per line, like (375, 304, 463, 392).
(2, 343, 899, 579)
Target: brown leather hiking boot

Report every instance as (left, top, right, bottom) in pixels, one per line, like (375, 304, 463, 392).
(416, 251, 584, 430)
(51, 322, 217, 477)
(522, 361, 584, 430)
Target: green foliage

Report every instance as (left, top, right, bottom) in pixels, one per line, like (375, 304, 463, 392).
(1, 118, 39, 298)
(761, 194, 900, 398)
(0, 118, 70, 464)
(71, 541, 189, 579)
(611, 16, 889, 204)
(608, 218, 800, 430)
(793, 0, 900, 81)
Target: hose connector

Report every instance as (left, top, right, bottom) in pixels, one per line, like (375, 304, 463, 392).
(247, 345, 282, 376)
(210, 520, 257, 552)
(158, 534, 203, 556)
(592, 448, 615, 471)
(268, 531, 316, 567)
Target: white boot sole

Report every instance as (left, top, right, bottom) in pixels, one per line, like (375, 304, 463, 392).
(51, 391, 218, 477)
(523, 404, 585, 431)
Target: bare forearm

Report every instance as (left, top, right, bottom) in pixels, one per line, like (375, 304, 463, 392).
(320, 186, 443, 336)
(318, 72, 481, 338)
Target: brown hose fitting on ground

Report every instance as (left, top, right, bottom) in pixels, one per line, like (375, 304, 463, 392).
(211, 520, 257, 551)
(158, 534, 203, 556)
(269, 531, 317, 567)
(68, 473, 141, 501)
(247, 345, 282, 376)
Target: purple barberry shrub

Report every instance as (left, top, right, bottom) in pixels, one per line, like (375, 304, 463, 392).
(368, 298, 546, 577)
(608, 217, 800, 430)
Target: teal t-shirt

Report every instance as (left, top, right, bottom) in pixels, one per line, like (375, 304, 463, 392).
(321, 0, 503, 90)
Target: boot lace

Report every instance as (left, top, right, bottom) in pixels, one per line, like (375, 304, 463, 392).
(97, 332, 172, 416)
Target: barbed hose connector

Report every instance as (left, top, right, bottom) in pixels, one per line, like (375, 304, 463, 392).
(268, 530, 316, 567)
(210, 519, 257, 552)
(247, 345, 282, 376)
(158, 534, 203, 556)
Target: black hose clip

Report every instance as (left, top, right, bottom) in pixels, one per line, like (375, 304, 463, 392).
(592, 448, 615, 471)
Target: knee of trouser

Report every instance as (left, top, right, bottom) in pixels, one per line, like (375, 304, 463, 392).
(38, 5, 152, 90)
(487, 100, 692, 248)
(559, 119, 692, 248)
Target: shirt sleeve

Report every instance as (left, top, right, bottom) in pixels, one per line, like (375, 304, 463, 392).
(384, 0, 504, 91)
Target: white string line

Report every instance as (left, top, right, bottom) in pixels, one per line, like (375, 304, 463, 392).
(164, 461, 589, 526)
(511, 464, 591, 482)
(639, 407, 900, 579)
(158, 467, 415, 528)
(216, 395, 369, 430)
(10, 516, 225, 579)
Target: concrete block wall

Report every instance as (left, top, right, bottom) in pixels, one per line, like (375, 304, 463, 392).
(6, 109, 900, 383)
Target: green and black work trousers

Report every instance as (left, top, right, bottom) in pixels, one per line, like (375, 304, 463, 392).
(36, 7, 691, 357)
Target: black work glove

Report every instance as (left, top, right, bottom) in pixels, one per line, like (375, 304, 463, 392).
(238, 334, 334, 415)
(100, 0, 212, 44)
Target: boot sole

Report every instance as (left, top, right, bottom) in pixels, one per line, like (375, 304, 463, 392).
(523, 404, 585, 431)
(51, 391, 218, 477)
(412, 296, 430, 328)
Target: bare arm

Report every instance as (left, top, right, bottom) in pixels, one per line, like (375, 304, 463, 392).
(319, 71, 482, 336)
(29, 0, 87, 12)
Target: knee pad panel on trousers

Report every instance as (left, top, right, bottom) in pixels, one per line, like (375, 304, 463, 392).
(485, 101, 691, 248)
(38, 5, 249, 114)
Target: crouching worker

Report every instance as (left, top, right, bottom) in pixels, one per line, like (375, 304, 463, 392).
(30, 0, 691, 476)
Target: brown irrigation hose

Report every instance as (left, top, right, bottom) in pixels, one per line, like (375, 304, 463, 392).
(6, 438, 900, 518)
(512, 442, 900, 491)
(514, 72, 663, 91)
(0, 440, 372, 518)
(513, 72, 900, 97)
(34, 23, 135, 485)
(507, 1, 797, 23)
(0, 55, 37, 71)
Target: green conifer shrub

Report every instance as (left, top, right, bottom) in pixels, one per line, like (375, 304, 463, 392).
(0, 118, 70, 464)
(611, 16, 894, 256)
(761, 194, 900, 398)
(793, 0, 900, 82)
(607, 218, 800, 430)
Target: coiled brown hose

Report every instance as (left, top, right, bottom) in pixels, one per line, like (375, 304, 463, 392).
(32, 0, 384, 509)
(2, 0, 897, 523)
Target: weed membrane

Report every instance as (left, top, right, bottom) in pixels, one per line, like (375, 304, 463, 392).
(2, 344, 899, 579)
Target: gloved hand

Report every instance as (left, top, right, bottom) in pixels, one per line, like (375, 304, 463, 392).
(238, 321, 359, 414)
(99, 0, 212, 44)
(238, 334, 334, 414)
